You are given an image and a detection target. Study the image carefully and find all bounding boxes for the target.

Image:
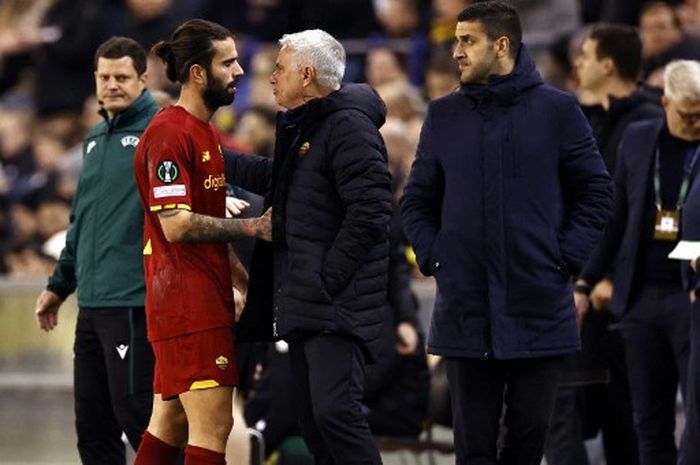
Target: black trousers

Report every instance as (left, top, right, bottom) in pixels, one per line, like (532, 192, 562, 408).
(582, 328, 639, 465)
(545, 328, 639, 465)
(544, 386, 590, 465)
(445, 356, 563, 465)
(74, 307, 154, 465)
(680, 297, 700, 465)
(621, 285, 690, 465)
(287, 333, 382, 465)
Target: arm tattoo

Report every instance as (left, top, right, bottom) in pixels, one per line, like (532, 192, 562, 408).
(181, 213, 257, 243)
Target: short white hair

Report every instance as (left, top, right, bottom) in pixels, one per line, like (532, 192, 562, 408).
(279, 29, 345, 91)
(664, 60, 700, 103)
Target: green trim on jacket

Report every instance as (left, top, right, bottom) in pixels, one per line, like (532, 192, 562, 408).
(47, 90, 159, 307)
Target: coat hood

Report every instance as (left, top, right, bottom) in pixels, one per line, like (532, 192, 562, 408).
(316, 83, 387, 128)
(458, 45, 543, 107)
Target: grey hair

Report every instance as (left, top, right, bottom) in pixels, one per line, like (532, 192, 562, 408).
(664, 60, 700, 103)
(279, 29, 345, 91)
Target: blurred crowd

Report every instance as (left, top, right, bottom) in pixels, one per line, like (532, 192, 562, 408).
(3, 0, 700, 276)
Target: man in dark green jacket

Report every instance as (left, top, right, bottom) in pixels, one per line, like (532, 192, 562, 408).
(34, 37, 159, 465)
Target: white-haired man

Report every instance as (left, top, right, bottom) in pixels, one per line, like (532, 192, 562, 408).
(579, 60, 700, 465)
(226, 29, 392, 465)
(673, 60, 700, 465)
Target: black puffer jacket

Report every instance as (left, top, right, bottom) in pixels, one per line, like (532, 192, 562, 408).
(227, 84, 393, 353)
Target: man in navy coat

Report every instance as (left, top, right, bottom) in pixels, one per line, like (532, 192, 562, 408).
(400, 2, 613, 464)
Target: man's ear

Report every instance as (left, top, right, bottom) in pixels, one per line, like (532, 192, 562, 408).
(602, 57, 615, 77)
(495, 36, 510, 59)
(302, 65, 316, 87)
(190, 64, 207, 86)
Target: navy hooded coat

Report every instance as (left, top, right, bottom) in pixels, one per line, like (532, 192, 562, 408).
(400, 47, 614, 359)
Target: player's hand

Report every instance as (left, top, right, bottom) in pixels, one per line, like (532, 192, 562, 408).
(233, 288, 247, 322)
(396, 321, 419, 355)
(590, 278, 613, 311)
(225, 197, 250, 218)
(256, 208, 272, 242)
(35, 290, 63, 332)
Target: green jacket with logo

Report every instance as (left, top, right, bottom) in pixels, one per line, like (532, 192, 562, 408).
(47, 90, 159, 308)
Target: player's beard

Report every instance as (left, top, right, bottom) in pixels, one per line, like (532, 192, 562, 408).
(202, 74, 234, 112)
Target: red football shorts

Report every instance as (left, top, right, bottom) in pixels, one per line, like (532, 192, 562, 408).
(152, 326, 238, 399)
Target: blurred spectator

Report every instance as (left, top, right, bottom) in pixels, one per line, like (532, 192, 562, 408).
(290, 0, 380, 39)
(375, 80, 425, 146)
(372, 0, 431, 85)
(234, 105, 276, 158)
(430, 0, 469, 52)
(365, 47, 409, 88)
(0, 107, 39, 205)
(199, 0, 295, 42)
(33, 0, 109, 117)
(584, 0, 681, 25)
(235, 45, 279, 112)
(640, 1, 700, 86)
(102, 0, 186, 50)
(678, 0, 700, 36)
(509, 0, 580, 50)
(0, 0, 54, 95)
(4, 201, 57, 276)
(35, 200, 69, 244)
(545, 33, 579, 93)
(380, 118, 417, 193)
(375, 0, 423, 37)
(423, 53, 460, 100)
(146, 52, 179, 97)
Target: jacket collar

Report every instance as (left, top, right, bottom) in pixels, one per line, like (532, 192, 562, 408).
(457, 44, 543, 107)
(99, 89, 155, 129)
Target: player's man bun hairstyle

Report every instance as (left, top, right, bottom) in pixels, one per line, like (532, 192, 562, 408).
(151, 19, 234, 84)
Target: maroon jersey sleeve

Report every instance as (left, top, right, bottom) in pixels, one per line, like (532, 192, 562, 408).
(145, 123, 193, 213)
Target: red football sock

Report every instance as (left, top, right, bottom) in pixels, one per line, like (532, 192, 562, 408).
(185, 444, 226, 465)
(134, 431, 181, 465)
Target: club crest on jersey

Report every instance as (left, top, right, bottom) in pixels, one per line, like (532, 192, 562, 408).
(121, 135, 140, 147)
(298, 142, 311, 157)
(216, 355, 229, 370)
(202, 150, 211, 162)
(156, 160, 179, 183)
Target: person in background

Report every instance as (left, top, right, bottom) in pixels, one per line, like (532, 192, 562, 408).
(677, 63, 700, 465)
(578, 59, 700, 465)
(34, 36, 159, 465)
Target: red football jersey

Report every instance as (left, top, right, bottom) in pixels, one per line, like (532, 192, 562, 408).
(134, 106, 233, 341)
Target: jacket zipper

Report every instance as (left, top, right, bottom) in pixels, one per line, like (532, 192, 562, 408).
(272, 125, 303, 338)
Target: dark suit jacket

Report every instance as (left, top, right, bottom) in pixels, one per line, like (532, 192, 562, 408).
(582, 118, 666, 318)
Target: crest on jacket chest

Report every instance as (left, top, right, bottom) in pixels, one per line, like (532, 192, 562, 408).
(121, 135, 140, 147)
(298, 141, 311, 157)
